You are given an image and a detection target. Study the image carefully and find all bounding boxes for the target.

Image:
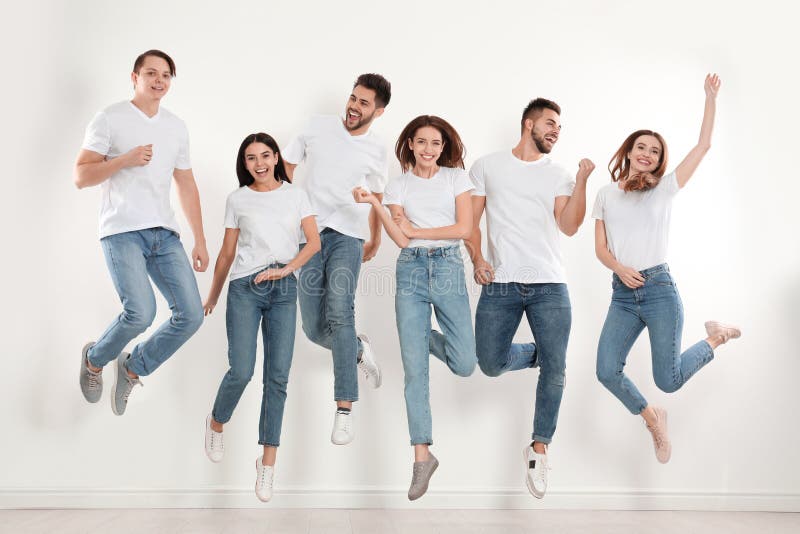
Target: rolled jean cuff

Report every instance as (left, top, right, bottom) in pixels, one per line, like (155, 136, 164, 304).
(334, 396, 359, 402)
(532, 434, 552, 445)
(211, 410, 232, 425)
(259, 441, 280, 448)
(411, 438, 433, 446)
(631, 402, 648, 416)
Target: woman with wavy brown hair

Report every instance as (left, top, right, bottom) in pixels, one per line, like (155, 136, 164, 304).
(591, 75, 741, 464)
(353, 115, 476, 500)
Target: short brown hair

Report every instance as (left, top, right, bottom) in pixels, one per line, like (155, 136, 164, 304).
(354, 73, 391, 108)
(395, 115, 466, 172)
(521, 98, 560, 132)
(133, 49, 176, 77)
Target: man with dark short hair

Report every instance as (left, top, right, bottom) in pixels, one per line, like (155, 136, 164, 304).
(283, 73, 391, 445)
(74, 49, 207, 416)
(466, 98, 595, 498)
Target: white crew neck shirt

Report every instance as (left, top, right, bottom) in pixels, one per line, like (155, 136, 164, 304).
(592, 171, 680, 271)
(82, 101, 191, 239)
(224, 182, 315, 281)
(383, 166, 474, 248)
(283, 115, 388, 241)
(470, 151, 575, 283)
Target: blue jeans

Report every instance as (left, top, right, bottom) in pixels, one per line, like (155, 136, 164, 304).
(395, 246, 476, 445)
(298, 228, 364, 402)
(475, 282, 571, 444)
(596, 264, 714, 415)
(87, 227, 204, 376)
(212, 269, 297, 446)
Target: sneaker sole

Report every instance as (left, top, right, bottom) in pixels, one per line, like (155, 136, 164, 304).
(523, 447, 545, 499)
(111, 355, 127, 416)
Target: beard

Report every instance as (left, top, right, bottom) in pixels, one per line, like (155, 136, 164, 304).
(344, 108, 375, 131)
(531, 129, 552, 154)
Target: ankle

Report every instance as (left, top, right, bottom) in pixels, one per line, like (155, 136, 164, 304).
(210, 419, 223, 433)
(532, 441, 547, 454)
(87, 360, 102, 373)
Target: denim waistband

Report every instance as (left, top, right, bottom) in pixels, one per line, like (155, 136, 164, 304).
(612, 263, 670, 283)
(401, 245, 461, 257)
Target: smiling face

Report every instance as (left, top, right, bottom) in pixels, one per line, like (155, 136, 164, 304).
(408, 126, 444, 173)
(527, 108, 561, 154)
(131, 55, 172, 101)
(244, 142, 279, 185)
(343, 85, 384, 133)
(627, 134, 663, 174)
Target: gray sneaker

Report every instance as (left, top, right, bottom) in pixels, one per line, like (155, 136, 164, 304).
(80, 342, 103, 403)
(408, 452, 439, 501)
(111, 352, 141, 416)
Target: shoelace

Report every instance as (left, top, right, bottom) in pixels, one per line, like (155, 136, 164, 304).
(122, 378, 142, 403)
(258, 465, 272, 487)
(87, 371, 101, 390)
(647, 423, 666, 449)
(210, 430, 223, 452)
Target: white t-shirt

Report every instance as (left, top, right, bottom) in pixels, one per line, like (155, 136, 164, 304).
(470, 151, 575, 283)
(81, 101, 191, 239)
(592, 171, 680, 271)
(383, 167, 474, 248)
(282, 115, 388, 241)
(224, 182, 315, 281)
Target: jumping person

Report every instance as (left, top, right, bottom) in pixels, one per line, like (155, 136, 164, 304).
(354, 115, 476, 500)
(466, 98, 595, 498)
(75, 50, 207, 416)
(282, 74, 391, 445)
(593, 74, 740, 464)
(203, 133, 319, 502)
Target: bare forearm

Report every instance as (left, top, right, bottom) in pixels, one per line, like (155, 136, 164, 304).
(74, 157, 127, 189)
(176, 180, 206, 244)
(465, 226, 483, 263)
(408, 222, 471, 241)
(372, 202, 409, 248)
(558, 183, 587, 236)
(698, 96, 717, 150)
(286, 237, 321, 271)
(368, 203, 383, 243)
(596, 245, 622, 273)
(207, 254, 235, 304)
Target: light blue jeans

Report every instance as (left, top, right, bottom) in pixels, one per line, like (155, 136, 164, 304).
(212, 268, 297, 446)
(298, 228, 364, 402)
(87, 227, 204, 376)
(475, 282, 571, 444)
(395, 246, 476, 445)
(596, 264, 714, 415)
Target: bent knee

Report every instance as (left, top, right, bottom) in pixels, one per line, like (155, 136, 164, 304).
(452, 357, 477, 378)
(477, 357, 503, 377)
(654, 377, 681, 394)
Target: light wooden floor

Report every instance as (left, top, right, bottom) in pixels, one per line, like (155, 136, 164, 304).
(1, 509, 799, 534)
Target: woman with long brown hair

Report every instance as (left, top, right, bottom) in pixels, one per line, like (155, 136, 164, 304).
(592, 75, 740, 464)
(353, 115, 476, 500)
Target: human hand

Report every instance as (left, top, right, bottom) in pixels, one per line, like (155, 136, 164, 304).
(615, 265, 645, 288)
(576, 158, 595, 183)
(192, 242, 209, 272)
(704, 73, 721, 99)
(123, 144, 153, 167)
(472, 257, 495, 285)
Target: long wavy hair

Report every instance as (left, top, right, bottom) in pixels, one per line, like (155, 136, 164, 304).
(395, 115, 466, 172)
(608, 129, 668, 192)
(235, 133, 290, 187)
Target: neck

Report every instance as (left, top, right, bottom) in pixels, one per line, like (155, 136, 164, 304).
(511, 138, 545, 162)
(412, 163, 439, 179)
(131, 96, 160, 118)
(249, 177, 281, 192)
(343, 118, 371, 137)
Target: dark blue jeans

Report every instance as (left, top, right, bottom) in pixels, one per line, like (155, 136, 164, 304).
(475, 282, 571, 444)
(298, 228, 364, 402)
(212, 269, 297, 446)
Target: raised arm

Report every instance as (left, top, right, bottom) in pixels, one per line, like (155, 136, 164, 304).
(555, 158, 595, 236)
(594, 219, 644, 288)
(465, 195, 494, 285)
(203, 228, 240, 315)
(353, 187, 409, 248)
(675, 73, 721, 188)
(174, 168, 209, 272)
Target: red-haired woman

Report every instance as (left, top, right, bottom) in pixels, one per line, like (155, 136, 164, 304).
(353, 115, 476, 500)
(592, 75, 740, 463)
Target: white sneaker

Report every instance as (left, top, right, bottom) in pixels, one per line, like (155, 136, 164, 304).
(204, 414, 224, 463)
(523, 445, 549, 499)
(645, 406, 671, 464)
(255, 456, 274, 502)
(704, 321, 741, 344)
(331, 409, 354, 445)
(357, 334, 382, 388)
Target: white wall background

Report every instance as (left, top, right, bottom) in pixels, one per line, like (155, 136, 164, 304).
(1, 0, 798, 510)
